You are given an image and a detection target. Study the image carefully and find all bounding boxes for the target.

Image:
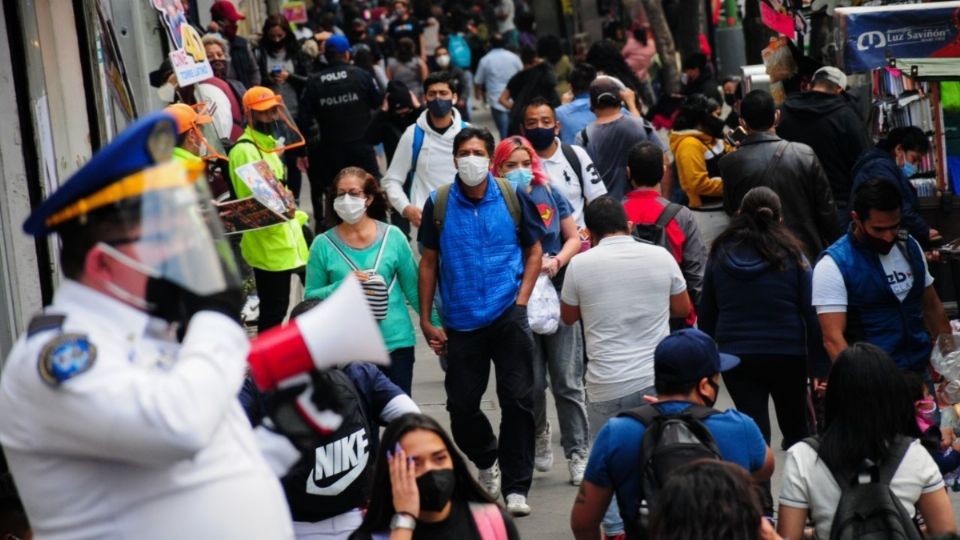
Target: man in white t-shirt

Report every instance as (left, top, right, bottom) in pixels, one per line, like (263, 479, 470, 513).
(559, 195, 690, 537)
(521, 98, 607, 228)
(813, 178, 950, 374)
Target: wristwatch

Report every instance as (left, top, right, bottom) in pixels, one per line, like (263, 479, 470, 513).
(390, 512, 417, 531)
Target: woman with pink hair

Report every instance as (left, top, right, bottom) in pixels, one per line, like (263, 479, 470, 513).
(490, 136, 590, 485)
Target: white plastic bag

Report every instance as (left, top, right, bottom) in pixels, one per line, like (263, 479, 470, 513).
(528, 274, 560, 335)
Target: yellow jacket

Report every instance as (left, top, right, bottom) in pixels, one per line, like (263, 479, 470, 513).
(669, 130, 726, 208)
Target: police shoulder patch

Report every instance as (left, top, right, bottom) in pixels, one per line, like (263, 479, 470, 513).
(38, 334, 97, 386)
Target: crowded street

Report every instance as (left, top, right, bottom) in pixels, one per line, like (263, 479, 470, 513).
(2, 0, 960, 539)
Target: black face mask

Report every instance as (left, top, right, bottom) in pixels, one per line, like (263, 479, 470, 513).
(253, 120, 291, 144)
(426, 98, 453, 118)
(210, 59, 229, 79)
(698, 378, 720, 408)
(416, 469, 455, 512)
(524, 127, 556, 151)
(859, 229, 896, 255)
(266, 39, 285, 52)
(703, 115, 726, 139)
(724, 93, 737, 107)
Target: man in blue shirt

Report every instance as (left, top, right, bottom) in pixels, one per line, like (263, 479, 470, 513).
(474, 34, 523, 139)
(570, 328, 774, 540)
(556, 63, 599, 145)
(418, 127, 547, 517)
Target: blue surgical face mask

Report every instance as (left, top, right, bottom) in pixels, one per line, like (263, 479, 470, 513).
(901, 162, 918, 178)
(505, 168, 533, 189)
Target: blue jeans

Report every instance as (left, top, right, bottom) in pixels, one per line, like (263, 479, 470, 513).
(587, 386, 657, 537)
(491, 108, 510, 140)
(382, 347, 415, 396)
(533, 321, 589, 458)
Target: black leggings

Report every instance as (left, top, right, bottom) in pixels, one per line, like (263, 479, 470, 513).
(721, 354, 810, 449)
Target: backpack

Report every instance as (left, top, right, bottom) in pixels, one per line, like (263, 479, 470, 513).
(407, 121, 469, 187)
(280, 369, 375, 523)
(632, 202, 682, 251)
(320, 227, 396, 320)
(448, 33, 472, 69)
(803, 436, 922, 540)
(618, 404, 721, 537)
(432, 177, 521, 234)
(559, 142, 586, 195)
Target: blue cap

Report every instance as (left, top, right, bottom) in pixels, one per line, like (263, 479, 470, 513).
(326, 34, 352, 54)
(654, 328, 740, 385)
(23, 111, 178, 236)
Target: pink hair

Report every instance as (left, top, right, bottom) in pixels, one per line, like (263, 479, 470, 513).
(490, 136, 549, 186)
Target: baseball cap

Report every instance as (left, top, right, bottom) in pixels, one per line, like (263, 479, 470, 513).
(164, 103, 213, 134)
(326, 34, 352, 54)
(210, 0, 245, 22)
(813, 66, 848, 90)
(242, 86, 282, 111)
(654, 328, 740, 386)
(590, 75, 625, 109)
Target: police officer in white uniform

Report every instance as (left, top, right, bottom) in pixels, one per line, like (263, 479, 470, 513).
(0, 112, 295, 540)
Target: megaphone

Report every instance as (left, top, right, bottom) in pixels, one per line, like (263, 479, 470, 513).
(248, 275, 390, 390)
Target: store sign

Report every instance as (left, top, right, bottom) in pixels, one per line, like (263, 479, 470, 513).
(838, 2, 960, 71)
(169, 25, 213, 86)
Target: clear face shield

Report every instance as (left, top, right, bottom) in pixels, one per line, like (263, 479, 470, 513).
(97, 159, 241, 297)
(192, 103, 228, 161)
(246, 100, 305, 153)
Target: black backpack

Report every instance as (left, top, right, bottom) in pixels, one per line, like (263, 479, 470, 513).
(632, 203, 682, 251)
(618, 404, 721, 538)
(803, 436, 922, 540)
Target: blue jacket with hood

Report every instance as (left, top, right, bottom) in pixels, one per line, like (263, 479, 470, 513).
(699, 240, 829, 376)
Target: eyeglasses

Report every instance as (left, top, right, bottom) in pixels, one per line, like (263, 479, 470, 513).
(337, 189, 366, 198)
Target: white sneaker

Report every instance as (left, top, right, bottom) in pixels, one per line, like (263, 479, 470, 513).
(505, 493, 531, 517)
(241, 295, 259, 325)
(568, 452, 588, 486)
(478, 461, 501, 499)
(534, 422, 554, 472)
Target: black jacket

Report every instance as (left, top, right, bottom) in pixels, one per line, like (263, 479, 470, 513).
(719, 132, 841, 261)
(299, 62, 382, 143)
(776, 91, 871, 207)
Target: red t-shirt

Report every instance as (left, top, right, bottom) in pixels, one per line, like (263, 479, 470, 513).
(622, 189, 686, 263)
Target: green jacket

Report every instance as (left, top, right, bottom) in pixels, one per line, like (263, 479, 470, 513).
(228, 127, 308, 271)
(172, 146, 203, 165)
(304, 223, 420, 351)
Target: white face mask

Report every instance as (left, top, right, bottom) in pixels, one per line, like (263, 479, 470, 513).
(157, 82, 176, 103)
(457, 155, 490, 187)
(436, 55, 451, 68)
(333, 194, 368, 224)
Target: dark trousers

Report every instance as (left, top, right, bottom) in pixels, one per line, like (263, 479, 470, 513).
(308, 141, 379, 232)
(383, 347, 416, 396)
(721, 354, 810, 448)
(445, 304, 536, 497)
(284, 152, 302, 202)
(253, 267, 303, 334)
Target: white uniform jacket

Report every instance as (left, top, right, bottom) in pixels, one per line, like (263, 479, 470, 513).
(0, 280, 294, 540)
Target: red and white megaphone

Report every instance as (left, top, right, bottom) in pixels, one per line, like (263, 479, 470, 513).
(248, 275, 390, 390)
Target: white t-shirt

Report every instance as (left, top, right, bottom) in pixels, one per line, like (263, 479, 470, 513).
(812, 237, 933, 314)
(779, 439, 944, 540)
(561, 235, 686, 402)
(540, 141, 607, 228)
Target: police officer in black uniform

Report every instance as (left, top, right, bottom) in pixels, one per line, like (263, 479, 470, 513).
(299, 34, 382, 230)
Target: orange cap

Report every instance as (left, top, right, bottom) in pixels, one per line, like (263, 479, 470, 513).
(243, 86, 283, 112)
(163, 103, 213, 134)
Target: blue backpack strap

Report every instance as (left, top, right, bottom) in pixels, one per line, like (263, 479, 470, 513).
(408, 125, 425, 183)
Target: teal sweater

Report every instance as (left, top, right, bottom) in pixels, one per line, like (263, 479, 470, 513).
(304, 222, 420, 351)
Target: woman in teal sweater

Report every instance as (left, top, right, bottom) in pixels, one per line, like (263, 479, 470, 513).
(305, 167, 420, 394)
